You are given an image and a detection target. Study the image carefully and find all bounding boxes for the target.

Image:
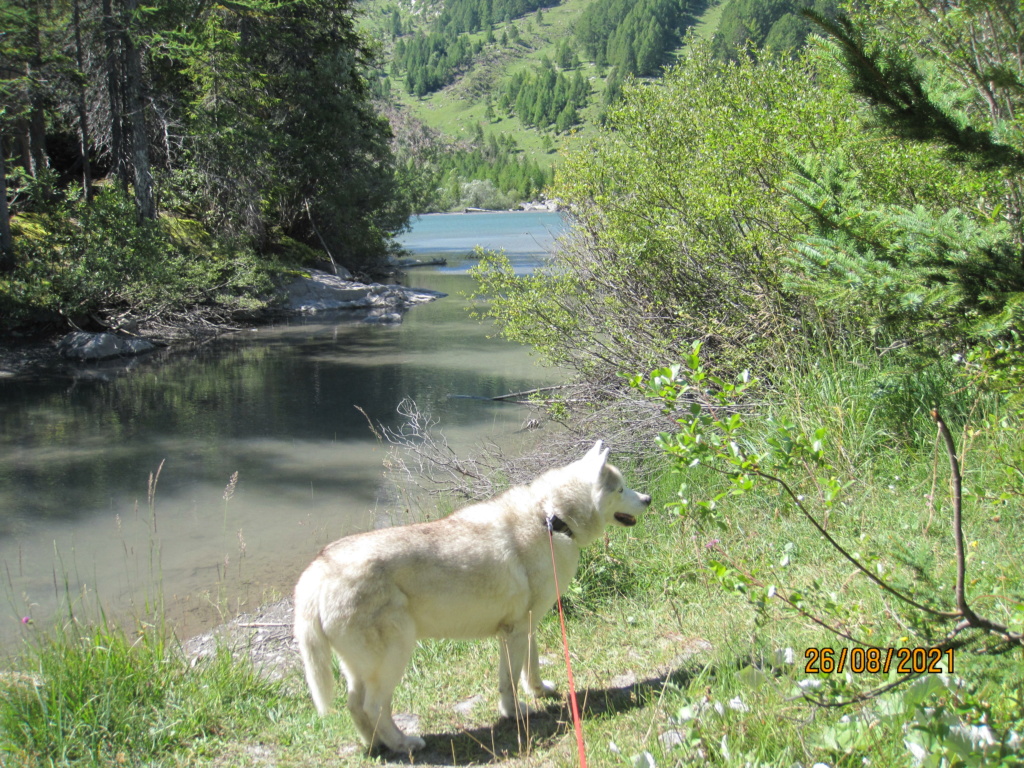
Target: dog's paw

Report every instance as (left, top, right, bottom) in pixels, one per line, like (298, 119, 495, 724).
(532, 679, 558, 699)
(499, 698, 532, 720)
(386, 735, 426, 754)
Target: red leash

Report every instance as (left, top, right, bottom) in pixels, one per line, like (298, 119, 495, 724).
(547, 524, 588, 768)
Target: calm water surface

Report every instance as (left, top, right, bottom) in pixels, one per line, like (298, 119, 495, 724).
(402, 209, 565, 264)
(0, 212, 565, 647)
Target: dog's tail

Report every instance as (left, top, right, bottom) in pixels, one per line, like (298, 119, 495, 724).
(294, 567, 335, 716)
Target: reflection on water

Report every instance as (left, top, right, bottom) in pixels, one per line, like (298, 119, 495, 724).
(0, 250, 563, 648)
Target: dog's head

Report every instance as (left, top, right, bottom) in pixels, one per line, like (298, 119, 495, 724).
(545, 440, 651, 546)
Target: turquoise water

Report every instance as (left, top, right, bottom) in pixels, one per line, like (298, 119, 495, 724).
(398, 211, 566, 272)
(0, 213, 566, 648)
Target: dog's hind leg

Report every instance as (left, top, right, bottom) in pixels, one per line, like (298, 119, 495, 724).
(339, 672, 378, 749)
(349, 627, 425, 753)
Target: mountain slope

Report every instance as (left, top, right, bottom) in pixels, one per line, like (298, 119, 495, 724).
(358, 0, 726, 208)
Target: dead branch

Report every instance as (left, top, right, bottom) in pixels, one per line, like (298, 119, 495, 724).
(932, 409, 1023, 644)
(490, 385, 566, 402)
(756, 467, 958, 619)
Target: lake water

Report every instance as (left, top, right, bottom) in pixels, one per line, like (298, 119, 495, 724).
(0, 211, 565, 649)
(401, 210, 566, 267)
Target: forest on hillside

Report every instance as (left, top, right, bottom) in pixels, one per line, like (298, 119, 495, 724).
(713, 0, 841, 59)
(379, 0, 847, 211)
(575, 0, 690, 76)
(0, 0, 409, 334)
(500, 60, 590, 132)
(385, 0, 841, 136)
(388, 0, 698, 98)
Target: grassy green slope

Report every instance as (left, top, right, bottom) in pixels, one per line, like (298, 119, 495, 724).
(358, 0, 728, 171)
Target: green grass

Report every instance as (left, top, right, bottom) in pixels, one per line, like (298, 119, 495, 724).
(2, 345, 1021, 766)
(683, 0, 730, 48)
(0, 618, 283, 766)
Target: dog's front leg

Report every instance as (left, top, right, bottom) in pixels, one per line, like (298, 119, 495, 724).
(497, 628, 530, 719)
(523, 625, 558, 699)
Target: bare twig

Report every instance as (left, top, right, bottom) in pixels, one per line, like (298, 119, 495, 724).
(932, 409, 971, 621)
(932, 409, 1022, 643)
(755, 468, 958, 619)
(490, 385, 566, 402)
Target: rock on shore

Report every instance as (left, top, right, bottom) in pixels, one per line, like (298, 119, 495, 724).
(280, 269, 445, 317)
(57, 331, 158, 361)
(183, 598, 299, 682)
(49, 270, 447, 364)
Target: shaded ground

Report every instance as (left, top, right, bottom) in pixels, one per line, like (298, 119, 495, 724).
(0, 270, 441, 378)
(0, 336, 64, 377)
(0, 322, 230, 378)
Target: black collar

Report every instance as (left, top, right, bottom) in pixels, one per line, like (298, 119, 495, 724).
(546, 515, 574, 538)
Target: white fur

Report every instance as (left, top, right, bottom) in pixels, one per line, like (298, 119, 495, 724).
(293, 440, 651, 752)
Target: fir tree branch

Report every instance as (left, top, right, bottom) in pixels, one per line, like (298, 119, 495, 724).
(803, 10, 1024, 172)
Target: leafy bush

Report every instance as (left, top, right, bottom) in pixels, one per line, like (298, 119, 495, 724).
(0, 186, 275, 333)
(473, 45, 859, 377)
(457, 179, 518, 211)
(630, 342, 1024, 761)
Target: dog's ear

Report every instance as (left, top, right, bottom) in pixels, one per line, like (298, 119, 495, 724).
(582, 440, 609, 475)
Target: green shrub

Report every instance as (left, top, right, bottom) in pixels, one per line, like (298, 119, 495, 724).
(0, 186, 275, 333)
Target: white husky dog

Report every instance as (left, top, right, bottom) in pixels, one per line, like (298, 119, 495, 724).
(293, 440, 651, 753)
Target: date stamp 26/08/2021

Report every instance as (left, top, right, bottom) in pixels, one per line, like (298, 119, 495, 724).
(804, 647, 955, 675)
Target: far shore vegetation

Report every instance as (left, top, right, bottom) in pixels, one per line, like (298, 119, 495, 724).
(3, 0, 1024, 766)
(1, 0, 411, 340)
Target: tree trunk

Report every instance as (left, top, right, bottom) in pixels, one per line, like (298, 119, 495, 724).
(0, 127, 14, 273)
(122, 0, 155, 221)
(73, 0, 93, 199)
(27, 1, 48, 177)
(13, 120, 32, 175)
(102, 0, 127, 188)
(28, 88, 48, 176)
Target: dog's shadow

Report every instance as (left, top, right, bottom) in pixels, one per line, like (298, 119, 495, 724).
(379, 665, 695, 764)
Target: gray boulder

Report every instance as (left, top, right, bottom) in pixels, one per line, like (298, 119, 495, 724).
(57, 331, 157, 361)
(281, 269, 445, 315)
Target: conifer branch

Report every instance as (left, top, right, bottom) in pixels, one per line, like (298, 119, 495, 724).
(803, 10, 1024, 171)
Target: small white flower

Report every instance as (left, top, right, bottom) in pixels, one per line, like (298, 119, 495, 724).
(773, 647, 795, 665)
(728, 696, 749, 713)
(675, 705, 698, 722)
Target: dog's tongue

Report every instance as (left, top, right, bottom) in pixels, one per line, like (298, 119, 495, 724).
(614, 512, 636, 527)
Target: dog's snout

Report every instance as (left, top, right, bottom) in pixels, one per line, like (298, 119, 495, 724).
(641, 493, 652, 506)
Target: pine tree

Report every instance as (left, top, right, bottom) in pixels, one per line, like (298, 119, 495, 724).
(785, 8, 1024, 351)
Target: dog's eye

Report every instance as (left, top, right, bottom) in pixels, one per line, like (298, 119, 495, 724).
(618, 487, 623, 493)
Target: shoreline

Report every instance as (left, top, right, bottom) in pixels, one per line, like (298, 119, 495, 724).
(0, 270, 444, 378)
(408, 204, 562, 218)
(181, 597, 300, 682)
